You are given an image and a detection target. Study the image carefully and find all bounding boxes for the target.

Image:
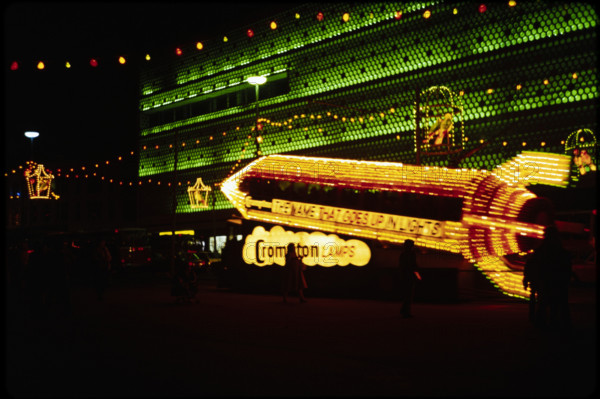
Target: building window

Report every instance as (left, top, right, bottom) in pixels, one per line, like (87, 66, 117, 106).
(145, 73, 289, 128)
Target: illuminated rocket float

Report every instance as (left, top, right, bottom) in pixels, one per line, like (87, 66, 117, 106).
(221, 152, 570, 298)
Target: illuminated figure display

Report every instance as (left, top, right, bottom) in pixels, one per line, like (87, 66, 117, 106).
(222, 152, 571, 298)
(415, 86, 464, 162)
(565, 129, 597, 178)
(573, 149, 596, 176)
(423, 112, 454, 146)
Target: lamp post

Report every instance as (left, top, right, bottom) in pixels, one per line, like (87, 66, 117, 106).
(247, 76, 267, 157)
(24, 131, 39, 160)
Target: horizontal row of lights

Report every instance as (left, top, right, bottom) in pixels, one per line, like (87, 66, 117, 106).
(2, 133, 572, 183)
(10, 56, 129, 71)
(5, 100, 589, 179)
(8, 2, 518, 71)
(142, 65, 585, 133)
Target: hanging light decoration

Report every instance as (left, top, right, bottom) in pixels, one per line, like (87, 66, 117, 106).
(565, 129, 597, 177)
(24, 162, 59, 200)
(188, 177, 212, 209)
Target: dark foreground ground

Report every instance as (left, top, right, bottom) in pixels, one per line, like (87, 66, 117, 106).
(6, 270, 597, 398)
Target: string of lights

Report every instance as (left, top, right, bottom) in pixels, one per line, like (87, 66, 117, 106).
(6, 1, 596, 193)
(8, 2, 519, 73)
(4, 82, 594, 191)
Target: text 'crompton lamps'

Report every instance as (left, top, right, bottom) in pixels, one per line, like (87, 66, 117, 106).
(24, 131, 40, 160)
(247, 76, 267, 157)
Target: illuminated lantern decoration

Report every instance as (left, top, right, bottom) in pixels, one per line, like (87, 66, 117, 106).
(316, 12, 324, 21)
(37, 61, 45, 70)
(24, 163, 59, 199)
(415, 86, 464, 161)
(89, 58, 98, 67)
(187, 177, 212, 209)
(565, 129, 597, 178)
(247, 29, 254, 38)
(221, 152, 571, 298)
(10, 61, 19, 71)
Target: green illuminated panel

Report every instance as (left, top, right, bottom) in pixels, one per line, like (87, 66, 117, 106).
(137, 1, 598, 216)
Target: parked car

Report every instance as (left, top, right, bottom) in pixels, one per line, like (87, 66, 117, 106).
(185, 250, 221, 271)
(187, 251, 210, 269)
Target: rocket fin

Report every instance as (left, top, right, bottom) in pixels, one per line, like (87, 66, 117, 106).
(492, 151, 571, 188)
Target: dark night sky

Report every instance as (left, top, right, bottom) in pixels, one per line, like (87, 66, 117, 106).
(4, 2, 304, 169)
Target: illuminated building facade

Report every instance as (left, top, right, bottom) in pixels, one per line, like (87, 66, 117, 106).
(136, 2, 598, 296)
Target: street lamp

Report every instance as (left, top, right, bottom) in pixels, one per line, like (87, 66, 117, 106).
(24, 131, 40, 160)
(247, 76, 267, 157)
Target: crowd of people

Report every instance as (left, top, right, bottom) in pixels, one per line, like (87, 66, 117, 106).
(7, 236, 75, 316)
(7, 225, 575, 329)
(6, 234, 117, 316)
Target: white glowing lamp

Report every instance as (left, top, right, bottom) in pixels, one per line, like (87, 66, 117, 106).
(24, 131, 40, 139)
(247, 76, 267, 85)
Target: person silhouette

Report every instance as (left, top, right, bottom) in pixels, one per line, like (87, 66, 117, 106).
(523, 250, 542, 324)
(93, 239, 112, 301)
(398, 239, 421, 318)
(282, 243, 307, 303)
(535, 226, 572, 332)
